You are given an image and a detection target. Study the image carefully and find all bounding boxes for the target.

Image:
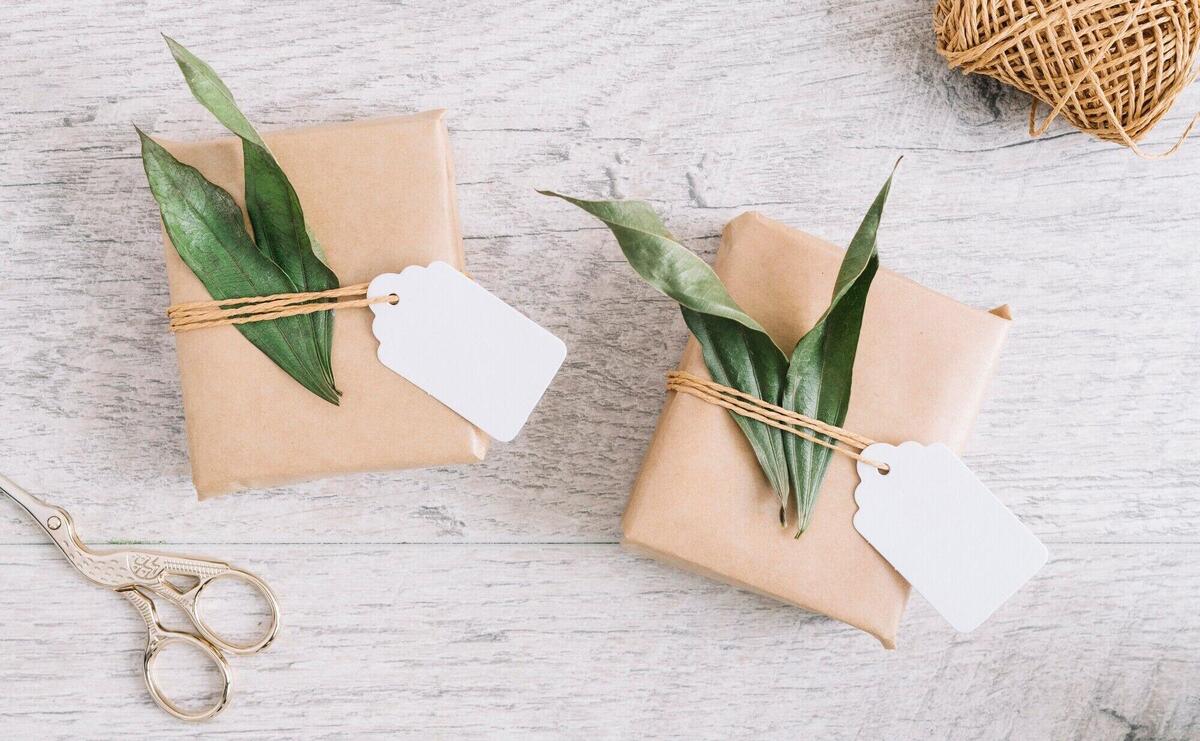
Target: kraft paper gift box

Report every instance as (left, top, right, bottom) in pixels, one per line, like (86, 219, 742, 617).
(622, 212, 1011, 648)
(159, 111, 490, 498)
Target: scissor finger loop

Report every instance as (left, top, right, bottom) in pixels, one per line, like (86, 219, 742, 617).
(128, 554, 279, 656)
(173, 568, 281, 655)
(119, 586, 233, 722)
(144, 629, 233, 722)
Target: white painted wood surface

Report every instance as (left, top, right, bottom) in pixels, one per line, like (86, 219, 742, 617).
(1, 1, 1197, 738)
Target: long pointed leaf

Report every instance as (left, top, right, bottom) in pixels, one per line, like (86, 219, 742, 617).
(540, 192, 774, 341)
(164, 36, 340, 391)
(781, 169, 894, 535)
(241, 142, 340, 389)
(682, 307, 790, 512)
(162, 35, 263, 146)
(544, 191, 793, 505)
(139, 129, 339, 405)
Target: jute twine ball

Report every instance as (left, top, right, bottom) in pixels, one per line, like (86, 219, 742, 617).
(935, 0, 1200, 157)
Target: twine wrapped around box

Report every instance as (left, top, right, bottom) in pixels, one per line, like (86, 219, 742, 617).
(935, 0, 1200, 157)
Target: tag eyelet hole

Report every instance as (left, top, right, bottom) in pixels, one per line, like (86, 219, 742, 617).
(387, 294, 399, 305)
(877, 464, 890, 476)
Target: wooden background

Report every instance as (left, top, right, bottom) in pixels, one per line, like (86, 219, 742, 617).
(2, 1, 1198, 738)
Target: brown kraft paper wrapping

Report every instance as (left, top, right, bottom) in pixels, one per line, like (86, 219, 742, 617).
(160, 111, 490, 498)
(622, 211, 1011, 648)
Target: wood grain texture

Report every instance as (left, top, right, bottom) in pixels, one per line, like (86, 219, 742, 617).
(2, 543, 1197, 740)
(0, 0, 1197, 737)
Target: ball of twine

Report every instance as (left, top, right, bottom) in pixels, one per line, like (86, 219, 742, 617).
(935, 0, 1200, 157)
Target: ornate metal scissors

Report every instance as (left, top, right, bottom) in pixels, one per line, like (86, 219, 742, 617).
(0, 474, 280, 721)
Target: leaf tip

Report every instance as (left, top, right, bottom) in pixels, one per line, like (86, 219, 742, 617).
(316, 380, 343, 405)
(134, 125, 158, 153)
(161, 34, 202, 82)
(161, 33, 183, 55)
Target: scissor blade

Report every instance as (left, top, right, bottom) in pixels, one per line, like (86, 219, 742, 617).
(0, 473, 63, 540)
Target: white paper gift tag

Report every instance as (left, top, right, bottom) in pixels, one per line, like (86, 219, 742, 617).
(853, 442, 1048, 632)
(367, 262, 566, 442)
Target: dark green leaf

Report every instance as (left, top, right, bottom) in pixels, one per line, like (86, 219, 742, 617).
(241, 142, 339, 389)
(543, 176, 895, 535)
(539, 192, 774, 341)
(164, 35, 340, 392)
(138, 129, 339, 405)
(781, 167, 894, 535)
(681, 307, 790, 509)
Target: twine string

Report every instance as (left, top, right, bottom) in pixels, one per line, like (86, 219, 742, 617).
(665, 370, 888, 472)
(168, 282, 374, 317)
(935, 0, 1200, 158)
(170, 288, 888, 471)
(167, 283, 396, 332)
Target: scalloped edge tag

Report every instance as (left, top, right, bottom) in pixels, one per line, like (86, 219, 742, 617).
(367, 262, 566, 442)
(853, 442, 1048, 632)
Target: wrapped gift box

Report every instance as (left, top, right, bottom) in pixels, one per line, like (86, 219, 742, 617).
(159, 111, 489, 497)
(622, 211, 1011, 647)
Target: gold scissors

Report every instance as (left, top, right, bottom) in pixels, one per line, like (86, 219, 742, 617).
(0, 474, 280, 721)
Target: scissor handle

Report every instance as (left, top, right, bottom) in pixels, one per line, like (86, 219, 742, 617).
(191, 569, 281, 655)
(149, 564, 281, 656)
(119, 587, 233, 722)
(144, 630, 233, 722)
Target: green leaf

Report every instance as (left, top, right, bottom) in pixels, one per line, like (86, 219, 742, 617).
(164, 35, 340, 391)
(543, 177, 894, 535)
(781, 167, 894, 535)
(681, 308, 790, 513)
(162, 35, 263, 147)
(241, 142, 340, 389)
(544, 190, 792, 508)
(539, 192, 774, 342)
(138, 129, 340, 405)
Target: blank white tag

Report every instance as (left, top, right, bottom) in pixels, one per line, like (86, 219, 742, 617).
(853, 442, 1047, 632)
(368, 262, 566, 442)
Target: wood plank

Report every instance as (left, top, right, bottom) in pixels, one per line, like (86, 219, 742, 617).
(0, 542, 1196, 739)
